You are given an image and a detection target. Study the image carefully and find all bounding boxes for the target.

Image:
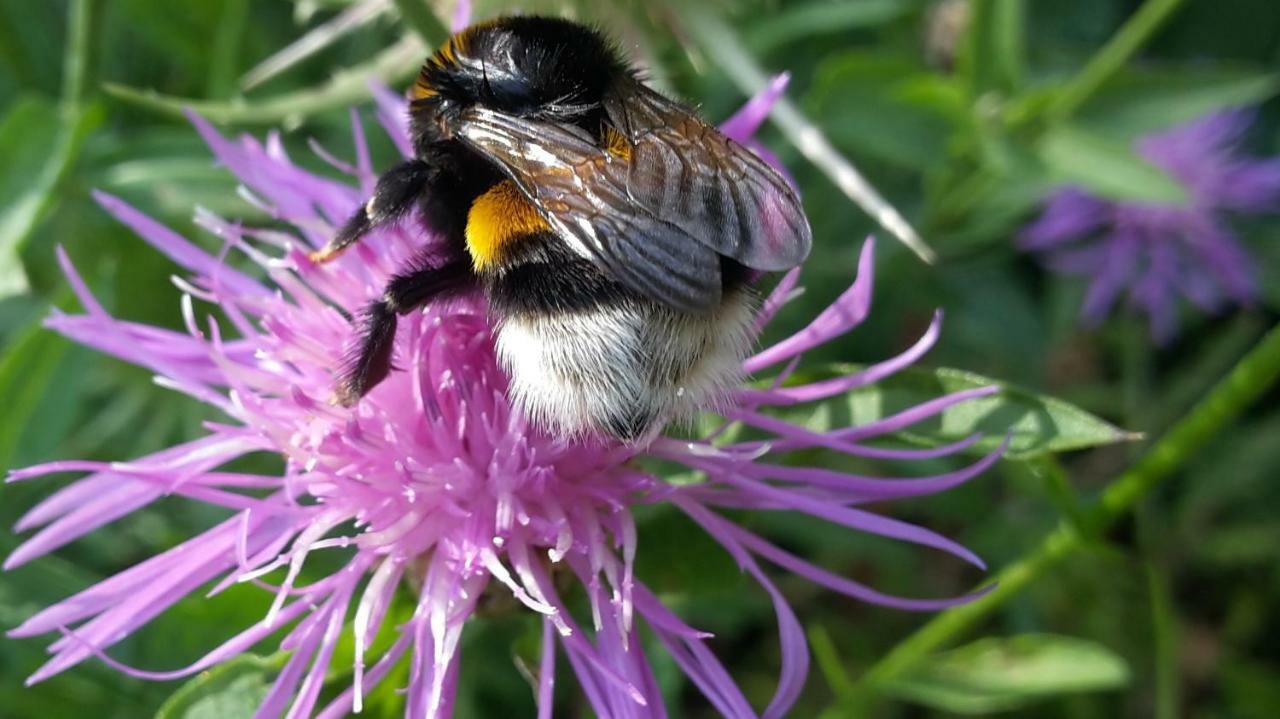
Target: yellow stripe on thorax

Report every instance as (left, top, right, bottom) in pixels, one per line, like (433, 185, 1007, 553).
(466, 181, 550, 270)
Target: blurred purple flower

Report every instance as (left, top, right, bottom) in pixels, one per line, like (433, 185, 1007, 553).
(1020, 110, 1280, 342)
(7, 79, 1002, 718)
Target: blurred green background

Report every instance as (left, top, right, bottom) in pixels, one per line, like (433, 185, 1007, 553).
(1, 0, 1279, 717)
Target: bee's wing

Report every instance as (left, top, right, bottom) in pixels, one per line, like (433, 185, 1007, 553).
(459, 107, 723, 312)
(609, 86, 813, 272)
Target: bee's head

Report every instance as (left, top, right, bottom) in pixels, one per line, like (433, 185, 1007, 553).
(410, 17, 623, 146)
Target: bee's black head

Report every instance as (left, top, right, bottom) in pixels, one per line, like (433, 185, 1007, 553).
(410, 17, 625, 148)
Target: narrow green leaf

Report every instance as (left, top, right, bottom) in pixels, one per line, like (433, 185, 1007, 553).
(105, 34, 422, 125)
(1077, 67, 1280, 140)
(155, 654, 282, 719)
(787, 365, 1138, 459)
(879, 634, 1130, 713)
(0, 98, 98, 297)
(809, 624, 857, 700)
(1038, 124, 1186, 204)
(0, 98, 58, 296)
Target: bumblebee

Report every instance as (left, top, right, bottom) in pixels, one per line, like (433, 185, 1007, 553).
(312, 16, 812, 442)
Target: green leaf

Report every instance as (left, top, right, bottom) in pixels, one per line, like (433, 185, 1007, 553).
(1077, 66, 1280, 140)
(808, 52, 955, 171)
(155, 654, 280, 719)
(0, 309, 69, 469)
(1037, 123, 1186, 204)
(786, 365, 1137, 459)
(878, 634, 1131, 713)
(0, 98, 66, 297)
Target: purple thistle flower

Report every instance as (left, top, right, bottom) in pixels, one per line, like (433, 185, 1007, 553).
(7, 76, 1002, 718)
(1020, 110, 1280, 343)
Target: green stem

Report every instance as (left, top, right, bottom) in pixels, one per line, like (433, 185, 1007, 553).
(61, 0, 97, 116)
(860, 521, 1079, 691)
(1032, 456, 1090, 534)
(1146, 561, 1180, 719)
(104, 35, 422, 125)
(1049, 0, 1188, 120)
(392, 0, 449, 46)
(1121, 320, 1152, 436)
(964, 0, 1026, 95)
(857, 322, 1280, 694)
(207, 0, 249, 98)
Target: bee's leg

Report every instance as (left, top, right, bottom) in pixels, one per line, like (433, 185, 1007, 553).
(335, 258, 474, 405)
(310, 159, 433, 263)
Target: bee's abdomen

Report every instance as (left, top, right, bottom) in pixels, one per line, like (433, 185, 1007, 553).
(492, 280, 758, 442)
(487, 253, 637, 316)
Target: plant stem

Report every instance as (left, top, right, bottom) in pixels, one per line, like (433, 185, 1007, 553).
(1049, 0, 1189, 120)
(207, 0, 249, 98)
(104, 35, 422, 125)
(1146, 560, 1180, 719)
(964, 0, 1026, 95)
(856, 322, 1280, 694)
(61, 0, 98, 116)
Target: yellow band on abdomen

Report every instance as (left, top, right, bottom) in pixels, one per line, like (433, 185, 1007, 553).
(465, 180, 551, 270)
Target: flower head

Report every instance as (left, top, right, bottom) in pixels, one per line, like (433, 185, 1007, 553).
(7, 75, 1002, 718)
(1019, 110, 1280, 342)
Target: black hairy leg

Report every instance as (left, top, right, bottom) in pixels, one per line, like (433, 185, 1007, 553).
(311, 142, 499, 264)
(335, 258, 475, 405)
(310, 159, 434, 263)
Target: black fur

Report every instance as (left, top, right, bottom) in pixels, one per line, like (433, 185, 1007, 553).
(325, 17, 772, 424)
(410, 17, 623, 153)
(485, 234, 638, 317)
(336, 258, 473, 405)
(321, 160, 430, 261)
